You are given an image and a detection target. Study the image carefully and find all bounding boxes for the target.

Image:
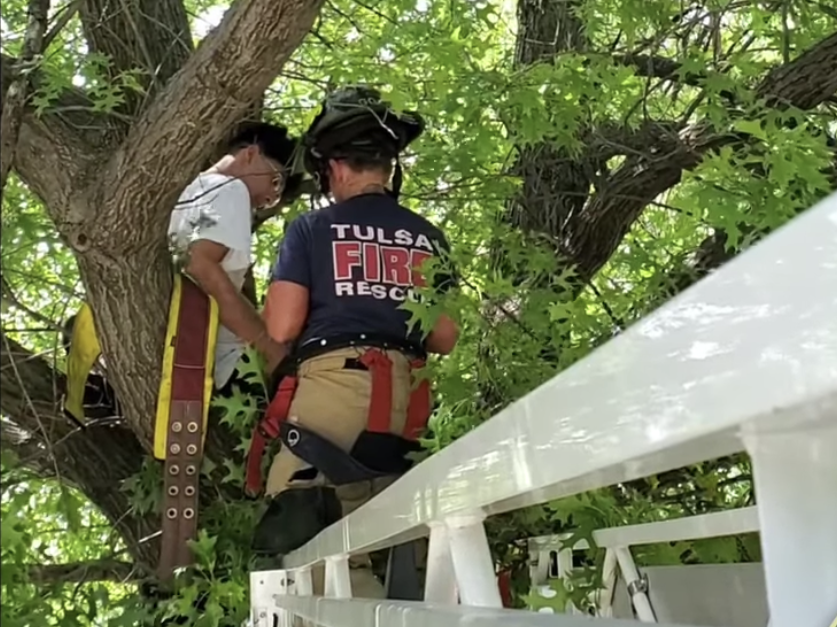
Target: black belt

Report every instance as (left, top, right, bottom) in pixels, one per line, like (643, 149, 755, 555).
(294, 333, 426, 363)
(270, 333, 426, 385)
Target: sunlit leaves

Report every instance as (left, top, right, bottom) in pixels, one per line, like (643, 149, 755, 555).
(1, 477, 130, 626)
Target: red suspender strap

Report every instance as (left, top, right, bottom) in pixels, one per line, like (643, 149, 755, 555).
(404, 358, 431, 440)
(244, 376, 298, 497)
(358, 349, 393, 434)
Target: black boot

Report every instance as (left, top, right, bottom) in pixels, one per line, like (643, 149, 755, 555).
(251, 487, 342, 558)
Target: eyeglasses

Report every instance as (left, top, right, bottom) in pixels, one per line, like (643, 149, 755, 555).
(260, 153, 286, 193)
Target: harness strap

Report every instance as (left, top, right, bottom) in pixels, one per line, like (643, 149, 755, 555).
(245, 376, 298, 497)
(245, 343, 434, 496)
(158, 277, 213, 580)
(404, 358, 430, 440)
(358, 349, 394, 434)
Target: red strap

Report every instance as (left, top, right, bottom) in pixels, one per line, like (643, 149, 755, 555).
(244, 376, 298, 496)
(404, 359, 431, 440)
(497, 569, 513, 608)
(358, 349, 393, 434)
(245, 431, 268, 498)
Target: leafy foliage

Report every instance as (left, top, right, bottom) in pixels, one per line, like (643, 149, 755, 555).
(1, 0, 835, 623)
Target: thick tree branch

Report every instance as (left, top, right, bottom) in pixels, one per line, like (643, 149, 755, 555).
(0, 54, 109, 210)
(78, 0, 193, 117)
(0, 330, 67, 440)
(0, 331, 158, 567)
(758, 33, 837, 109)
(566, 32, 837, 282)
(514, 0, 586, 64)
(504, 0, 589, 252)
(0, 0, 51, 207)
(25, 559, 141, 584)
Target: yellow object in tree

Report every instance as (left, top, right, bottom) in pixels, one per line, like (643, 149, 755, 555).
(63, 275, 218, 457)
(153, 274, 219, 460)
(64, 303, 102, 425)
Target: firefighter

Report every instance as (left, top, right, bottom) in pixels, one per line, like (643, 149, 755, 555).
(247, 86, 459, 597)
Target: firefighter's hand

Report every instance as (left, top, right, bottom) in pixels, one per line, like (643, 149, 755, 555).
(263, 338, 289, 375)
(252, 330, 289, 375)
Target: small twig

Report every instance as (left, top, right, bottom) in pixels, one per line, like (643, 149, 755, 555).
(587, 282, 624, 331)
(42, 0, 82, 49)
(780, 0, 791, 65)
(349, 0, 399, 25)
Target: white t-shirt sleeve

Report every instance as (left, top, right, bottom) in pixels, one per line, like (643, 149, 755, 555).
(194, 179, 252, 255)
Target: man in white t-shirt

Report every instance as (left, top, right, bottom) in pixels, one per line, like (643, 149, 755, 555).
(168, 123, 303, 388)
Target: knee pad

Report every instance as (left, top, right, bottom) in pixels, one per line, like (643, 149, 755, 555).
(251, 486, 342, 557)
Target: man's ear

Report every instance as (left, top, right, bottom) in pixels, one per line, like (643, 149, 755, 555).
(244, 144, 259, 164)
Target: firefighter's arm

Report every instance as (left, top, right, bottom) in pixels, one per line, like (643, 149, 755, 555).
(264, 216, 312, 344)
(186, 241, 287, 366)
(426, 314, 458, 355)
(262, 280, 309, 343)
(424, 231, 460, 355)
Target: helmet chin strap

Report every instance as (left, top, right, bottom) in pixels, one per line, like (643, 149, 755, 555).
(388, 158, 403, 200)
(314, 163, 331, 196)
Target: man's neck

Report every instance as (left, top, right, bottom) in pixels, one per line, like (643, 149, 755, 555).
(208, 155, 238, 179)
(207, 156, 257, 209)
(338, 179, 387, 201)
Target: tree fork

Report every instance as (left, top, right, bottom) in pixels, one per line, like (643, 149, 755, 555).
(62, 0, 326, 450)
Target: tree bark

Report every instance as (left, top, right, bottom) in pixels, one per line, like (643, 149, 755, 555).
(0, 54, 106, 211)
(1, 0, 329, 576)
(2, 0, 327, 571)
(2, 0, 834, 586)
(477, 0, 837, 414)
(507, 0, 589, 242)
(77, 0, 326, 256)
(78, 0, 193, 119)
(566, 32, 837, 282)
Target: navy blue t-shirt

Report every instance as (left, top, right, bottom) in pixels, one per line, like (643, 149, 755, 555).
(270, 193, 456, 350)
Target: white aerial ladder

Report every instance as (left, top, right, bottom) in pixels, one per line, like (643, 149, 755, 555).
(249, 191, 837, 627)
